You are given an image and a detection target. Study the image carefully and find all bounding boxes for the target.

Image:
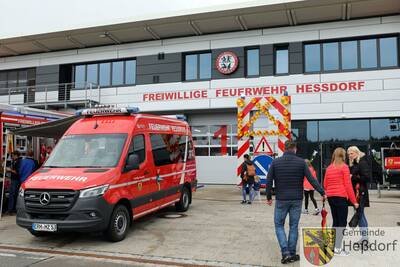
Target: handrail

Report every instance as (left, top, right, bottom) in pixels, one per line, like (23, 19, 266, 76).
(0, 82, 100, 108)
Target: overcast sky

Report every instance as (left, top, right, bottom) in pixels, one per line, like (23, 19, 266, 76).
(0, 0, 294, 39)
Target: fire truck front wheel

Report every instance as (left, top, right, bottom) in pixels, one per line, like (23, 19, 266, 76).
(105, 204, 130, 242)
(175, 186, 190, 212)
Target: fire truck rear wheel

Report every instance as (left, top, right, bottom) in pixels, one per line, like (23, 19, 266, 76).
(175, 186, 190, 212)
(105, 204, 130, 242)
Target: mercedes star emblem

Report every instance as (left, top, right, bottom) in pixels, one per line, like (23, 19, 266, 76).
(39, 192, 51, 205)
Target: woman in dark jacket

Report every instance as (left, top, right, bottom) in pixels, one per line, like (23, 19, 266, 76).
(347, 146, 371, 242)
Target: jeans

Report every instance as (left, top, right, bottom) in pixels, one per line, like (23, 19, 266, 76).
(358, 208, 368, 240)
(274, 200, 302, 257)
(242, 184, 254, 202)
(7, 179, 20, 212)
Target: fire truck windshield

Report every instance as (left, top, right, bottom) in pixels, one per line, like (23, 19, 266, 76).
(44, 134, 128, 168)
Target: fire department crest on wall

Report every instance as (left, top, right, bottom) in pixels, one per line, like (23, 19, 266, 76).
(216, 51, 239, 74)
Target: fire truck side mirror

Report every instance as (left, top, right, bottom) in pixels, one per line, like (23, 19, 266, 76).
(124, 153, 140, 172)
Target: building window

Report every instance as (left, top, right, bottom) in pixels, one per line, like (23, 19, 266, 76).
(275, 46, 289, 75)
(73, 59, 136, 88)
(371, 118, 400, 140)
(125, 60, 136, 84)
(86, 64, 98, 85)
(0, 68, 36, 91)
(323, 42, 339, 71)
(74, 65, 86, 87)
(191, 125, 237, 156)
(291, 121, 318, 142)
(360, 39, 377, 69)
(304, 44, 321, 72)
(341, 41, 358, 70)
(184, 52, 211, 81)
(379, 37, 398, 67)
(99, 63, 111, 87)
(112, 61, 124, 86)
(305, 35, 399, 73)
(246, 48, 259, 76)
(319, 119, 370, 142)
(199, 53, 211, 79)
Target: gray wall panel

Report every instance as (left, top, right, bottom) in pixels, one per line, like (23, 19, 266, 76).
(137, 72, 182, 85)
(36, 65, 59, 75)
(136, 53, 182, 84)
(289, 42, 303, 74)
(137, 62, 182, 75)
(260, 45, 273, 76)
(137, 53, 181, 66)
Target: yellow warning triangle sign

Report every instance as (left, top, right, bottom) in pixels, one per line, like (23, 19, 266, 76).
(254, 136, 273, 155)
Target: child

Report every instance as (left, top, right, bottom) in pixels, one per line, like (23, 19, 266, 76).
(303, 159, 319, 215)
(252, 175, 261, 203)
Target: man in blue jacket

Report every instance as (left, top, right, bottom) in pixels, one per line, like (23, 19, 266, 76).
(19, 150, 38, 183)
(266, 141, 326, 264)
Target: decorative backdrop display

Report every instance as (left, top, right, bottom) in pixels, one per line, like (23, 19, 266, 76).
(236, 94, 292, 183)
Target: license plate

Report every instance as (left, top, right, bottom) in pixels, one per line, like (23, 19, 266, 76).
(32, 223, 57, 232)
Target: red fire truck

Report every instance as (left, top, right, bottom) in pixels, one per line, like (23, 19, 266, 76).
(16, 106, 197, 241)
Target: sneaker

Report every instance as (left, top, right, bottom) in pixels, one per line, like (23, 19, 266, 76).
(281, 255, 291, 264)
(313, 208, 320, 215)
(289, 254, 300, 262)
(302, 209, 309, 214)
(247, 201, 252, 204)
(241, 200, 246, 204)
(334, 248, 349, 256)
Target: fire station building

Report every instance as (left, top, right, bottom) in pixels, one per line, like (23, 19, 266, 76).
(0, 0, 399, 184)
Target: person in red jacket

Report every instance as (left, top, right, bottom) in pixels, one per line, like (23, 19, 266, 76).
(303, 159, 319, 215)
(324, 147, 359, 256)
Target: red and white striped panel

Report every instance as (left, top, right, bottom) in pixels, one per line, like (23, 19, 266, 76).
(237, 96, 291, 183)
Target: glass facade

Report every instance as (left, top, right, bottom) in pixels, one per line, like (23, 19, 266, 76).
(275, 47, 289, 74)
(292, 118, 400, 182)
(323, 42, 339, 71)
(0, 68, 36, 90)
(380, 37, 398, 67)
(111, 61, 124, 86)
(185, 52, 211, 81)
(199, 53, 212, 79)
(360, 39, 377, 69)
(305, 35, 398, 73)
(73, 59, 136, 88)
(246, 48, 260, 76)
(305, 44, 321, 72)
(341, 41, 358, 70)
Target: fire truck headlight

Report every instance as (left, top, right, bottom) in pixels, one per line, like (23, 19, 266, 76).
(18, 188, 24, 198)
(79, 185, 109, 198)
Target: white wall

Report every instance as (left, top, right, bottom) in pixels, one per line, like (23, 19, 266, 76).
(196, 156, 237, 184)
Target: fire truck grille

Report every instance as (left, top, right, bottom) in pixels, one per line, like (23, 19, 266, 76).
(24, 189, 78, 212)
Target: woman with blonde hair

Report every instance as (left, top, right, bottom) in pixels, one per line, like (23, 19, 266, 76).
(324, 147, 359, 256)
(347, 146, 371, 243)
